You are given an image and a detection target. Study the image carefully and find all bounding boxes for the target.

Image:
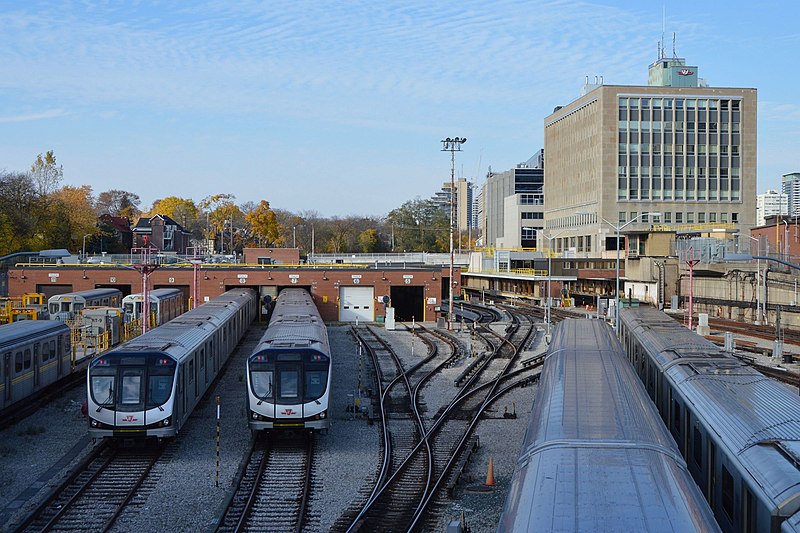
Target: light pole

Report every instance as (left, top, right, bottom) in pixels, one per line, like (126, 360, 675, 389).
(545, 228, 574, 334)
(749, 235, 762, 324)
(441, 137, 466, 331)
(783, 220, 789, 261)
(82, 234, 91, 260)
(580, 211, 661, 330)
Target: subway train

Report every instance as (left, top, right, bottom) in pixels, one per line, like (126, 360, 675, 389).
(86, 288, 257, 439)
(619, 307, 800, 533)
(247, 288, 331, 433)
(0, 321, 71, 411)
(498, 318, 720, 532)
(48, 288, 123, 321)
(122, 288, 185, 325)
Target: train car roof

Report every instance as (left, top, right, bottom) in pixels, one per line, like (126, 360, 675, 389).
(49, 288, 122, 300)
(621, 307, 800, 511)
(123, 288, 183, 301)
(500, 319, 718, 532)
(0, 320, 69, 349)
(103, 289, 254, 361)
(253, 289, 330, 356)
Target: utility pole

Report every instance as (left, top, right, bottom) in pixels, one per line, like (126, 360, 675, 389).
(441, 137, 466, 331)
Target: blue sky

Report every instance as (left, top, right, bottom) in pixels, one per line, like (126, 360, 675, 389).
(1, 1, 798, 217)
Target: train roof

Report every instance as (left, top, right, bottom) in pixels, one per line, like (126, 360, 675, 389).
(254, 288, 330, 356)
(621, 307, 800, 511)
(122, 288, 183, 302)
(0, 320, 69, 349)
(103, 289, 254, 361)
(500, 319, 719, 532)
(48, 288, 121, 301)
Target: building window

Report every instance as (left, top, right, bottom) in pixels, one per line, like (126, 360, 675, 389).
(687, 212, 695, 224)
(675, 212, 683, 223)
(732, 213, 739, 223)
(663, 212, 672, 223)
(619, 212, 626, 224)
(698, 212, 706, 223)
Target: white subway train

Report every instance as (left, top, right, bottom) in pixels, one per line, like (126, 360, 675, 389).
(247, 288, 331, 433)
(87, 288, 257, 439)
(122, 288, 184, 325)
(48, 288, 123, 321)
(0, 320, 71, 411)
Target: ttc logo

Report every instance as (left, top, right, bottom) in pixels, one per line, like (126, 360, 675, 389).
(281, 408, 297, 416)
(122, 415, 138, 423)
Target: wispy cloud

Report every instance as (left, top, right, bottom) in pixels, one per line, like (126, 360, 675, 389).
(0, 109, 67, 123)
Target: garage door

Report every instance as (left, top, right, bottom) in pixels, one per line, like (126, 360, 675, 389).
(340, 286, 374, 322)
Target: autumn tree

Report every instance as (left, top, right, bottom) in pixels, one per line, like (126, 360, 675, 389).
(30, 150, 63, 197)
(41, 185, 97, 250)
(96, 189, 141, 219)
(358, 229, 380, 253)
(245, 200, 282, 247)
(200, 194, 243, 253)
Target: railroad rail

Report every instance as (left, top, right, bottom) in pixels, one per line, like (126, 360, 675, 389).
(12, 441, 165, 533)
(336, 312, 541, 531)
(216, 431, 315, 533)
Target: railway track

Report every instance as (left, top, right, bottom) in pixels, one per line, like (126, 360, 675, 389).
(13, 441, 165, 533)
(338, 325, 433, 531)
(335, 313, 541, 531)
(217, 431, 315, 533)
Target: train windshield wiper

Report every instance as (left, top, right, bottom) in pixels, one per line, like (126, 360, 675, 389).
(256, 388, 273, 406)
(96, 387, 113, 412)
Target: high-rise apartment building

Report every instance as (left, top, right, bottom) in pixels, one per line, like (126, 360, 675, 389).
(543, 54, 756, 254)
(782, 172, 800, 216)
(431, 177, 474, 233)
(756, 189, 788, 226)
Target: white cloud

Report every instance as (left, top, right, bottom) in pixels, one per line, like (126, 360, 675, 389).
(0, 109, 67, 123)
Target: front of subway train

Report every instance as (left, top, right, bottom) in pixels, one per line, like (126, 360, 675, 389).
(248, 342, 330, 431)
(87, 351, 178, 439)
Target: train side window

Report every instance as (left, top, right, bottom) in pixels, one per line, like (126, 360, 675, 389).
(189, 359, 194, 383)
(693, 426, 702, 468)
(23, 349, 32, 370)
(199, 348, 205, 369)
(15, 352, 23, 373)
(42, 342, 51, 361)
(673, 400, 681, 432)
(744, 487, 755, 533)
(722, 465, 734, 519)
(34, 343, 40, 362)
(50, 341, 56, 357)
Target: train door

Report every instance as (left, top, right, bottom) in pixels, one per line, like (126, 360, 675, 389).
(33, 343, 40, 387)
(3, 352, 10, 404)
(57, 334, 65, 373)
(277, 362, 303, 423)
(114, 367, 146, 429)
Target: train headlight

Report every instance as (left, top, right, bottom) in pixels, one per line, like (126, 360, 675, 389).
(161, 418, 170, 427)
(252, 412, 259, 420)
(90, 419, 99, 427)
(319, 411, 327, 419)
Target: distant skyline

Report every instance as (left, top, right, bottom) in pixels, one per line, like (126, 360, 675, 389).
(1, 1, 798, 217)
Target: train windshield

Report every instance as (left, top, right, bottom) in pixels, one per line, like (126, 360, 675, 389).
(89, 354, 177, 411)
(249, 350, 329, 403)
(251, 369, 273, 400)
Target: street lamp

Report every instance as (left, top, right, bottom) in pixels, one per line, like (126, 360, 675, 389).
(749, 235, 762, 324)
(293, 225, 304, 249)
(82, 234, 92, 260)
(545, 228, 575, 334)
(441, 136, 467, 331)
(580, 211, 661, 330)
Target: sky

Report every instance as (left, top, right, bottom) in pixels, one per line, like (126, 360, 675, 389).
(1, 0, 798, 218)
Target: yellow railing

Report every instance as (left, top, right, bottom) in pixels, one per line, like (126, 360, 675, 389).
(466, 268, 548, 277)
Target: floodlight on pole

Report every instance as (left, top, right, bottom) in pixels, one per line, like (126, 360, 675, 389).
(441, 137, 466, 331)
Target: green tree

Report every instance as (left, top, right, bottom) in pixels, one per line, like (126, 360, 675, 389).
(386, 198, 449, 252)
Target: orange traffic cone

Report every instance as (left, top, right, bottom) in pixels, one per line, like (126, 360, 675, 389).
(485, 456, 495, 486)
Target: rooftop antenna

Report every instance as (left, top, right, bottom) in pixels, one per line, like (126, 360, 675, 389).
(672, 32, 677, 58)
(661, 5, 666, 59)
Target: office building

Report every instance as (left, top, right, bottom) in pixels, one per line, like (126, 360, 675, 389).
(756, 189, 788, 226)
(543, 53, 757, 255)
(782, 172, 800, 216)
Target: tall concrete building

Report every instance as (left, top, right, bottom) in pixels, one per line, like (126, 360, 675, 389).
(543, 54, 757, 255)
(756, 189, 788, 226)
(782, 172, 800, 216)
(485, 161, 544, 249)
